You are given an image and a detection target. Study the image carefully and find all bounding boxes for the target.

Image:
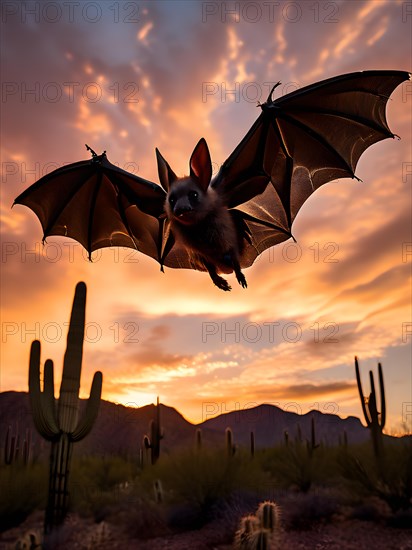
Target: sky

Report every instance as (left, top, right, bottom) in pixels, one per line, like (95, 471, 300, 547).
(1, 0, 411, 433)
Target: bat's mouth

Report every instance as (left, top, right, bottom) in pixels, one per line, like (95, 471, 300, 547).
(175, 210, 195, 224)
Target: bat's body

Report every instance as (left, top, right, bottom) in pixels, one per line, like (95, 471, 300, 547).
(159, 140, 246, 290)
(13, 70, 410, 291)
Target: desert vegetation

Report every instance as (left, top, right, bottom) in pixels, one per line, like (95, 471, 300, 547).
(0, 283, 411, 549)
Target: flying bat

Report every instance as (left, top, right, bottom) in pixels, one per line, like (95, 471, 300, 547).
(14, 70, 410, 290)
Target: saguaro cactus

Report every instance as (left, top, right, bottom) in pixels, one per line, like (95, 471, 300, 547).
(226, 427, 236, 457)
(4, 425, 32, 466)
(234, 501, 281, 549)
(355, 356, 386, 458)
(143, 396, 164, 465)
(307, 416, 319, 457)
(256, 501, 281, 532)
(22, 428, 32, 465)
(28, 282, 103, 533)
(195, 427, 202, 451)
(4, 425, 18, 465)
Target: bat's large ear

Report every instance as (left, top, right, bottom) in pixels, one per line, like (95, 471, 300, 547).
(189, 138, 212, 191)
(156, 148, 178, 192)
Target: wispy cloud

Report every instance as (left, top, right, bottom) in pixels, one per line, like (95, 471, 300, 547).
(1, 1, 410, 430)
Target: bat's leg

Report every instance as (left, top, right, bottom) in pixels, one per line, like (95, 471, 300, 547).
(234, 265, 247, 289)
(223, 252, 247, 289)
(205, 262, 232, 292)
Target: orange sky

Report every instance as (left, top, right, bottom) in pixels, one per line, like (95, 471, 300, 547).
(1, 0, 411, 433)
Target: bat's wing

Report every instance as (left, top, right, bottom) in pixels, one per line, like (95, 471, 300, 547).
(13, 149, 168, 262)
(14, 147, 206, 271)
(212, 70, 410, 268)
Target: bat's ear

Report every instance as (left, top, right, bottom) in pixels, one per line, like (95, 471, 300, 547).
(189, 138, 212, 191)
(156, 148, 178, 192)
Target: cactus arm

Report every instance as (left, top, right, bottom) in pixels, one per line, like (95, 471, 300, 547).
(42, 359, 58, 431)
(378, 362, 386, 428)
(355, 357, 386, 459)
(71, 371, 103, 442)
(4, 426, 15, 464)
(355, 356, 371, 427)
(58, 282, 86, 433)
(43, 359, 55, 404)
(368, 371, 379, 428)
(29, 341, 59, 440)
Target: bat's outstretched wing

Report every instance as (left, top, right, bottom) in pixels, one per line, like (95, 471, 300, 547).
(212, 70, 410, 268)
(13, 148, 167, 262)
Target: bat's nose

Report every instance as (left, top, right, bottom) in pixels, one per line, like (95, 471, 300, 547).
(174, 205, 193, 217)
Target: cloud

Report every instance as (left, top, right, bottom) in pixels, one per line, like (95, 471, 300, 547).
(254, 381, 356, 400)
(1, 0, 410, 429)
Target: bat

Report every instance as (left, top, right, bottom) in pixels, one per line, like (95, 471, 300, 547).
(14, 70, 410, 290)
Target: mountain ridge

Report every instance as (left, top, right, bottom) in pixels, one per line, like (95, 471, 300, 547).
(0, 391, 374, 459)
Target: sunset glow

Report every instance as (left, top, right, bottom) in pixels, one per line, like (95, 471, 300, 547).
(1, 0, 411, 434)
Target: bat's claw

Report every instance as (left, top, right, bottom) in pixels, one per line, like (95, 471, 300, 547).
(236, 272, 248, 289)
(213, 276, 232, 291)
(266, 81, 282, 103)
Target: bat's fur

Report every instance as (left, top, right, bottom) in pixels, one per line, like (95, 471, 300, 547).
(158, 140, 247, 291)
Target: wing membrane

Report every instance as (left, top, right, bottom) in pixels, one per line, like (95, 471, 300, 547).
(213, 70, 410, 268)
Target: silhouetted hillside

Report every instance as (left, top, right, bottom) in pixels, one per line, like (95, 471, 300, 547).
(198, 403, 369, 447)
(0, 392, 374, 462)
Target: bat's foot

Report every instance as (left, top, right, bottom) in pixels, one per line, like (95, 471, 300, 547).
(205, 261, 232, 291)
(213, 275, 232, 291)
(236, 271, 247, 289)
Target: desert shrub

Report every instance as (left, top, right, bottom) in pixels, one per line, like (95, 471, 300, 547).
(350, 496, 391, 523)
(71, 455, 135, 491)
(280, 489, 341, 530)
(104, 489, 171, 540)
(139, 447, 270, 529)
(339, 439, 412, 512)
(387, 507, 412, 529)
(261, 443, 334, 493)
(68, 455, 136, 520)
(0, 463, 47, 531)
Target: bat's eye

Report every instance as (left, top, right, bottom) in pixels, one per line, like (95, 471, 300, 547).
(169, 196, 176, 206)
(188, 191, 198, 201)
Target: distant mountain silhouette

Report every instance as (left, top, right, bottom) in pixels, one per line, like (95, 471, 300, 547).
(0, 391, 372, 461)
(198, 403, 368, 447)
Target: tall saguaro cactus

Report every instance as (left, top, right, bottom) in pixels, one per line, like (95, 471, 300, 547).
(354, 356, 386, 458)
(144, 396, 164, 465)
(29, 282, 103, 533)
